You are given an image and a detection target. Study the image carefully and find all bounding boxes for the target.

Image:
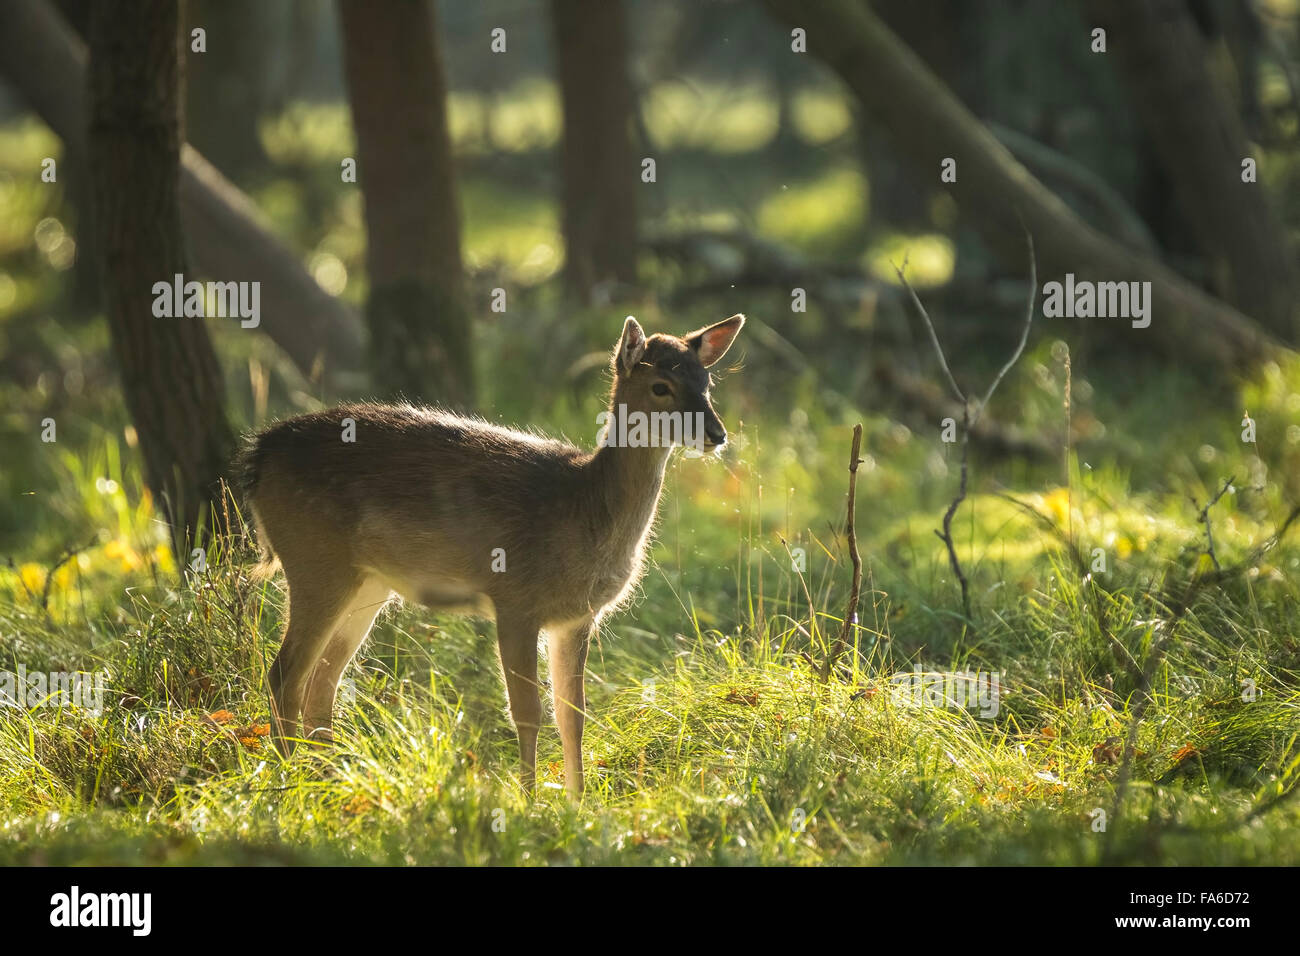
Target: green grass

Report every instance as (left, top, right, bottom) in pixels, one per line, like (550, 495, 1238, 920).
(3, 93, 1300, 865)
(4, 288, 1299, 865)
(2, 415, 1298, 865)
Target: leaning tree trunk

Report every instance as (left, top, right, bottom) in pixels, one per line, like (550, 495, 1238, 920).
(88, 0, 234, 556)
(1088, 0, 1299, 340)
(339, 0, 473, 407)
(0, 0, 366, 384)
(761, 0, 1277, 372)
(551, 0, 639, 301)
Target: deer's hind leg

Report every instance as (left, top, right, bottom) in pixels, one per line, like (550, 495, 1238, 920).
(302, 577, 392, 744)
(268, 564, 366, 755)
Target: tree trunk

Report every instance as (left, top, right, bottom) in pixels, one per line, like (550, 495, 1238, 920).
(0, 0, 365, 384)
(551, 0, 639, 300)
(88, 0, 233, 554)
(761, 0, 1277, 371)
(338, 0, 473, 407)
(1088, 0, 1298, 339)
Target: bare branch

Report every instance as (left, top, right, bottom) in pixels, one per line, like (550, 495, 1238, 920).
(892, 254, 966, 406)
(825, 424, 864, 679)
(5, 537, 97, 617)
(974, 230, 1036, 428)
(894, 230, 1037, 627)
(1204, 501, 1300, 586)
(938, 403, 973, 622)
(1193, 476, 1235, 572)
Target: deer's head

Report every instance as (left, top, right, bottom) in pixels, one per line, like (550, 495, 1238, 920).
(607, 314, 745, 454)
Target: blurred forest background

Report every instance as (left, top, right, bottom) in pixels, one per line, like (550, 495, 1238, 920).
(0, 0, 1298, 865)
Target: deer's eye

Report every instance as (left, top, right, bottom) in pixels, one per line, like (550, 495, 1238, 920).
(652, 383, 671, 397)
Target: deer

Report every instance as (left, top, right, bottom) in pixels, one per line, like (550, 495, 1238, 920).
(238, 314, 744, 797)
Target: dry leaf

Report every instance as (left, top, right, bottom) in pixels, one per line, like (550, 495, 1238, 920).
(343, 794, 374, 816)
(1093, 737, 1122, 765)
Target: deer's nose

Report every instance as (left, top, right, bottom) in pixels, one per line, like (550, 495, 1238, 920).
(704, 420, 727, 447)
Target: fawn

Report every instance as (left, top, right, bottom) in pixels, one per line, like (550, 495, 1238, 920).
(239, 314, 744, 796)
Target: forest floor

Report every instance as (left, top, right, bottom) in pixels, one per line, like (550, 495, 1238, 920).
(3, 406, 1299, 865)
(2, 99, 1299, 864)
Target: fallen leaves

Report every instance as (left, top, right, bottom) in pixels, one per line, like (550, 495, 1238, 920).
(342, 794, 374, 817)
(1092, 738, 1122, 765)
(235, 723, 270, 750)
(203, 710, 269, 749)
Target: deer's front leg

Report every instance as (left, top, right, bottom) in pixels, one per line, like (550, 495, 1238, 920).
(549, 618, 593, 798)
(496, 609, 542, 792)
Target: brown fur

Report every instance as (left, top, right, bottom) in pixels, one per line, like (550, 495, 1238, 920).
(239, 314, 744, 796)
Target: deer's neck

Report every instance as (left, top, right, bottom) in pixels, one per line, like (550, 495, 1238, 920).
(585, 438, 673, 545)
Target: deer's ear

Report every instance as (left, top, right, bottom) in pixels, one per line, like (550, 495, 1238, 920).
(687, 313, 745, 367)
(615, 315, 647, 377)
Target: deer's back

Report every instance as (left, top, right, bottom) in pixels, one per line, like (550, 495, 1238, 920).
(241, 403, 634, 621)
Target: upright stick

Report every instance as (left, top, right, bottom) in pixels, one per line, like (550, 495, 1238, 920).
(825, 424, 864, 679)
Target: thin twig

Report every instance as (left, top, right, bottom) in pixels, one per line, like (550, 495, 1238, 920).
(41, 538, 96, 612)
(825, 424, 864, 679)
(893, 253, 965, 405)
(4, 556, 38, 604)
(5, 537, 97, 615)
(893, 227, 1037, 626)
(1193, 476, 1235, 572)
(934, 402, 973, 622)
(973, 233, 1036, 429)
(1203, 501, 1300, 586)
